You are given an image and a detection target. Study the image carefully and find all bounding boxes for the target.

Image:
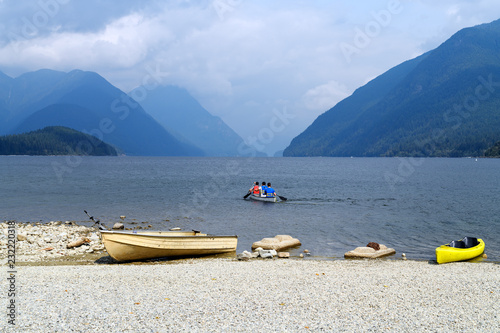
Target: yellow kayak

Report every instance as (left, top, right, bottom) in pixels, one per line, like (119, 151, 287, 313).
(435, 237, 485, 264)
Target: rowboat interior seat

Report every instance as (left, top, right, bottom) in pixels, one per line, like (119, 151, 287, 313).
(462, 237, 479, 248)
(448, 240, 465, 248)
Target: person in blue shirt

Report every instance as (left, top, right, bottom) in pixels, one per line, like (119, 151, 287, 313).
(266, 182, 276, 198)
(260, 182, 268, 197)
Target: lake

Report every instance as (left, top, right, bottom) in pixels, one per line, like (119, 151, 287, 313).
(1, 156, 499, 262)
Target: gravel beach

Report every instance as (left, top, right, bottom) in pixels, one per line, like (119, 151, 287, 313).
(2, 259, 499, 332)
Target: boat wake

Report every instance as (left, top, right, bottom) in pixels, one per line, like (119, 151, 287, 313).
(289, 197, 397, 205)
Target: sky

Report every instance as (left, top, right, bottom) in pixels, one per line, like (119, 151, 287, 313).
(0, 0, 499, 155)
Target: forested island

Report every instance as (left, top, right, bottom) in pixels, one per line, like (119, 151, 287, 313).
(0, 126, 117, 156)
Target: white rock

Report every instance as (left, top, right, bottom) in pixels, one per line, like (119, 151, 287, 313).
(89, 233, 100, 243)
(259, 249, 275, 258)
(59, 232, 68, 241)
(112, 223, 124, 230)
(237, 251, 252, 260)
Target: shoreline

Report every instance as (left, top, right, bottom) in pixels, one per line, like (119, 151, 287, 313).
(1, 221, 105, 265)
(2, 259, 499, 331)
(2, 222, 498, 331)
(1, 221, 497, 265)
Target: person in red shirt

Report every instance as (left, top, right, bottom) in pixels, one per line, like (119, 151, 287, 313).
(250, 182, 260, 196)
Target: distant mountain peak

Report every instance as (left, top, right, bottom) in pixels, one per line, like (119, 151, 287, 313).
(0, 71, 13, 81)
(130, 84, 249, 156)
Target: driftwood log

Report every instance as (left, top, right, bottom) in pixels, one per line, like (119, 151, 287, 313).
(67, 237, 90, 249)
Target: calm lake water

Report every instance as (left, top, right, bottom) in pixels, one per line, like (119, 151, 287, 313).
(1, 156, 499, 262)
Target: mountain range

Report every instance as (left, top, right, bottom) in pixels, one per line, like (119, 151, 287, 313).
(129, 85, 246, 156)
(284, 19, 500, 157)
(0, 69, 249, 156)
(2, 19, 500, 158)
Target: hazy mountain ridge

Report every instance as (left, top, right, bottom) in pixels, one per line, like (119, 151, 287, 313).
(130, 85, 248, 156)
(284, 19, 500, 157)
(0, 69, 204, 156)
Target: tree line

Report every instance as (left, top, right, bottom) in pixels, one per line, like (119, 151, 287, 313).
(0, 126, 117, 156)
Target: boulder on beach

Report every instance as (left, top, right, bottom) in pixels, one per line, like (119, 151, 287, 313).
(112, 223, 124, 230)
(251, 235, 301, 251)
(278, 252, 290, 258)
(344, 244, 396, 259)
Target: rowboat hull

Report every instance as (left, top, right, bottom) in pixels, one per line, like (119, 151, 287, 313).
(100, 230, 238, 262)
(435, 238, 485, 264)
(248, 195, 278, 203)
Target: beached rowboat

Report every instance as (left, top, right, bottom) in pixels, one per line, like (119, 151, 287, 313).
(100, 230, 238, 262)
(435, 237, 485, 264)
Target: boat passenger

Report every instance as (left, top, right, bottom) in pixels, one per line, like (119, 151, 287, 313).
(261, 182, 267, 197)
(251, 182, 260, 196)
(266, 182, 276, 198)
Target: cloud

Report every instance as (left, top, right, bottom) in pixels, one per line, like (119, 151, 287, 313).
(303, 81, 350, 112)
(1, 12, 165, 70)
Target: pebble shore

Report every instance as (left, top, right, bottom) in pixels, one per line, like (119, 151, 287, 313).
(2, 259, 499, 332)
(0, 221, 105, 264)
(2, 222, 499, 332)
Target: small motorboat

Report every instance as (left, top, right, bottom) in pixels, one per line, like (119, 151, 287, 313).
(435, 237, 485, 264)
(100, 230, 238, 262)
